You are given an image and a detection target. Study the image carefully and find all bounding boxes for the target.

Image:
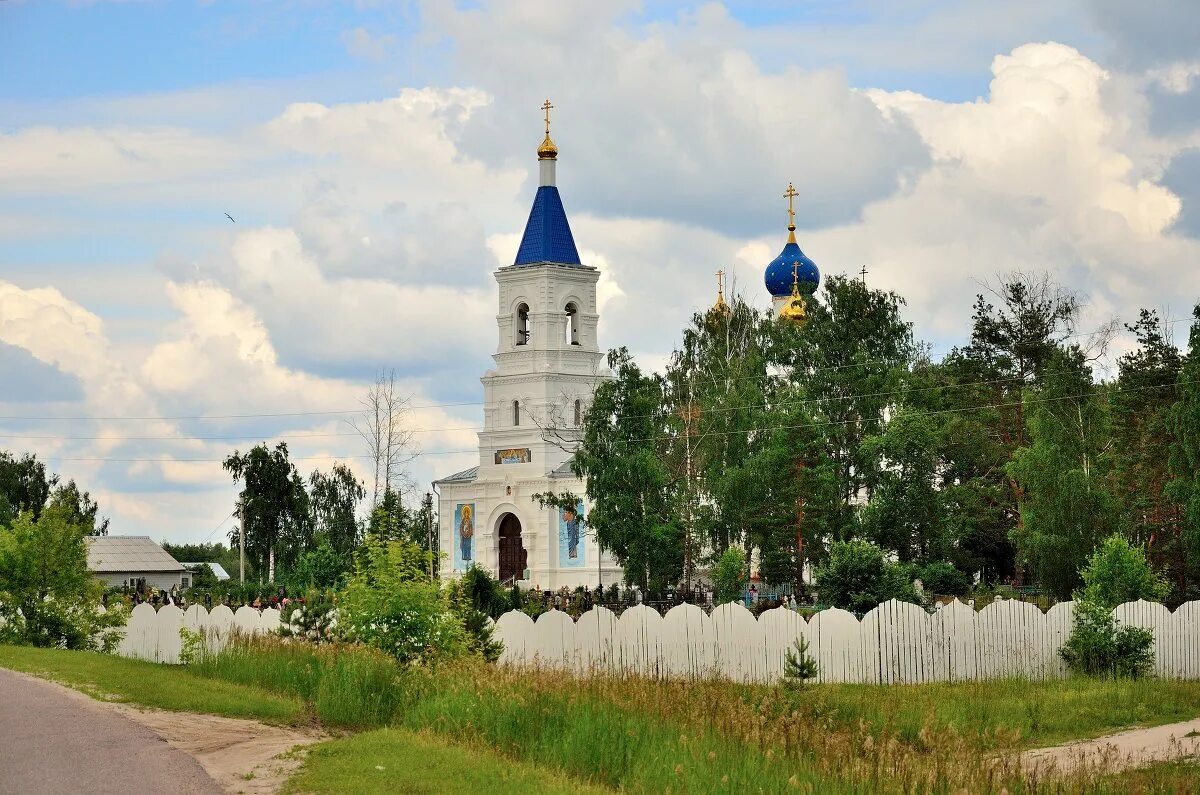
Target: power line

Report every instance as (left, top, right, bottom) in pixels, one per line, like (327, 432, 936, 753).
(2, 313, 1181, 424)
(42, 449, 478, 463)
(29, 377, 1194, 463)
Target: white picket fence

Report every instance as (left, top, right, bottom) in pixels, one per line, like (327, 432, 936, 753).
(495, 598, 1200, 684)
(111, 603, 284, 664)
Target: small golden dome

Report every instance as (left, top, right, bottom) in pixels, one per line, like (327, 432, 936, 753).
(708, 269, 731, 322)
(538, 133, 558, 160)
(779, 293, 808, 323)
(778, 268, 808, 324)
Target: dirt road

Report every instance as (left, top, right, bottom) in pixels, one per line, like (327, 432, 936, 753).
(1022, 717, 1200, 775)
(0, 667, 221, 794)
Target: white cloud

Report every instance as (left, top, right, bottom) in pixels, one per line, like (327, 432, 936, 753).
(808, 42, 1198, 347)
(340, 27, 397, 62)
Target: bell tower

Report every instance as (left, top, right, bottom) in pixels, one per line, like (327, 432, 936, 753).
(479, 99, 603, 477)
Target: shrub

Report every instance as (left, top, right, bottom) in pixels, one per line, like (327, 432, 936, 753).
(814, 540, 922, 613)
(446, 569, 506, 662)
(1060, 536, 1164, 679)
(337, 537, 466, 665)
(916, 561, 972, 597)
(1060, 598, 1155, 678)
(711, 546, 749, 605)
(1078, 534, 1170, 608)
(281, 597, 338, 644)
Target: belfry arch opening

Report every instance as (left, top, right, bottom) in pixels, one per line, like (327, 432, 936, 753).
(497, 513, 527, 584)
(515, 303, 530, 346)
(564, 302, 579, 345)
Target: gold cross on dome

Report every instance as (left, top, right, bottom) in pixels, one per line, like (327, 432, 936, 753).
(542, 99, 554, 135)
(783, 182, 799, 227)
(791, 260, 801, 289)
(715, 269, 725, 296)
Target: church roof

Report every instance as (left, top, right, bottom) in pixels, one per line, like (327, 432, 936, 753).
(434, 466, 478, 485)
(548, 457, 578, 479)
(514, 186, 582, 266)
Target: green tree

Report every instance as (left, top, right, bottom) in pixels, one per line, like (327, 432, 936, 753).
(1166, 305, 1200, 600)
(1107, 310, 1184, 583)
(574, 348, 681, 591)
(1009, 348, 1119, 598)
(0, 501, 122, 650)
(0, 452, 54, 524)
(779, 275, 915, 524)
(338, 537, 465, 664)
(0, 504, 94, 600)
(710, 545, 748, 605)
(859, 410, 950, 564)
(224, 442, 311, 582)
(718, 395, 840, 589)
(46, 479, 109, 536)
(309, 463, 365, 561)
(1060, 535, 1163, 679)
(813, 540, 921, 613)
(1078, 533, 1170, 609)
(960, 273, 1094, 581)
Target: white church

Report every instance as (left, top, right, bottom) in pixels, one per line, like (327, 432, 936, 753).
(433, 104, 822, 590)
(433, 105, 623, 589)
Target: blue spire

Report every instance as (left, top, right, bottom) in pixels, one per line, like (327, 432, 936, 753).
(514, 185, 581, 266)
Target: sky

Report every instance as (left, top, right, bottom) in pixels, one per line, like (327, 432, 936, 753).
(1, 0, 1199, 544)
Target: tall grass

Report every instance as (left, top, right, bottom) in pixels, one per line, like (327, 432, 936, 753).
(190, 635, 408, 728)
(187, 637, 1200, 792)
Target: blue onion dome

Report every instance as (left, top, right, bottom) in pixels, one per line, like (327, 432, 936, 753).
(765, 226, 820, 298)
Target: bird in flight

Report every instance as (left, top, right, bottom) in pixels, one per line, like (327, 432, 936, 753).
(225, 213, 236, 223)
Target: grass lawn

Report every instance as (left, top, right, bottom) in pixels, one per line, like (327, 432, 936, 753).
(1100, 759, 1200, 793)
(4, 641, 1199, 793)
(285, 728, 611, 794)
(0, 644, 305, 725)
(796, 677, 1200, 748)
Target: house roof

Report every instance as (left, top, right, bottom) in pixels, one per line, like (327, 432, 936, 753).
(86, 536, 185, 574)
(180, 561, 231, 581)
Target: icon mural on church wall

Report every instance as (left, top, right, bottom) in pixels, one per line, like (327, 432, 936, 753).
(557, 499, 586, 568)
(454, 503, 475, 571)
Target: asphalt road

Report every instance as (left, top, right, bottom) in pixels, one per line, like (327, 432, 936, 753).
(0, 667, 221, 795)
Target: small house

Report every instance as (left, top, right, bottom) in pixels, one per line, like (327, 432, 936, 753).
(86, 536, 186, 590)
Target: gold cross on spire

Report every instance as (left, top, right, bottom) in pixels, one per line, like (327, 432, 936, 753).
(715, 269, 726, 298)
(783, 182, 799, 229)
(542, 99, 554, 135)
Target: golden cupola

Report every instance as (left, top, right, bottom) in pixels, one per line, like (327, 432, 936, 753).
(778, 264, 809, 324)
(708, 269, 732, 321)
(538, 98, 558, 160)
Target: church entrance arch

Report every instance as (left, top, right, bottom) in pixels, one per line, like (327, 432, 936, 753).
(497, 513, 527, 584)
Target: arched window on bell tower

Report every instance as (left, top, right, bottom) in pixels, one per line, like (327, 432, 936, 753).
(564, 302, 579, 345)
(515, 303, 530, 346)
(512, 400, 521, 426)
(574, 398, 582, 426)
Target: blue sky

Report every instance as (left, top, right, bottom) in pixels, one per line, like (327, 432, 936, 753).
(1, 0, 1198, 542)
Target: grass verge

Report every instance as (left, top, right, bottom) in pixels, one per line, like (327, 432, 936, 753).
(285, 728, 612, 794)
(0, 644, 303, 724)
(6, 639, 1199, 793)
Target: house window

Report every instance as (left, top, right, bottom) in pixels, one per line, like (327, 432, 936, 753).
(182, 576, 190, 588)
